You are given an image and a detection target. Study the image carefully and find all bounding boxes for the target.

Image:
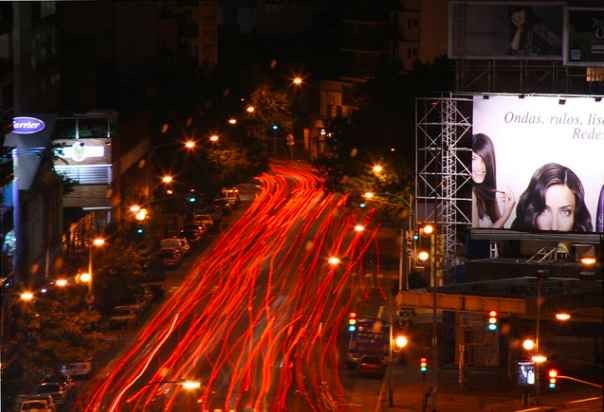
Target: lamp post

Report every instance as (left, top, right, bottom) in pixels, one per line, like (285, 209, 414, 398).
(85, 237, 106, 305)
(534, 269, 547, 402)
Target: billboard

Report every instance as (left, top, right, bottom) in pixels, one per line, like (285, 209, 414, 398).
(449, 2, 564, 60)
(472, 95, 604, 233)
(564, 7, 604, 66)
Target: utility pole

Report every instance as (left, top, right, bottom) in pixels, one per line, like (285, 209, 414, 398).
(430, 228, 438, 411)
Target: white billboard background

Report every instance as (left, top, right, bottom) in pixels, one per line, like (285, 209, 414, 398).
(472, 95, 604, 232)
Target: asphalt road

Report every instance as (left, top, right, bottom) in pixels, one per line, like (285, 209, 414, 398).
(74, 161, 381, 411)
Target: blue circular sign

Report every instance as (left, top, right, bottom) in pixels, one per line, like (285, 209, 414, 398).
(12, 116, 46, 134)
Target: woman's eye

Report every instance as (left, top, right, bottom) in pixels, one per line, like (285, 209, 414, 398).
(561, 210, 572, 217)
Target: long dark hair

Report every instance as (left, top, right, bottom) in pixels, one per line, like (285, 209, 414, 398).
(473, 133, 500, 223)
(511, 163, 593, 232)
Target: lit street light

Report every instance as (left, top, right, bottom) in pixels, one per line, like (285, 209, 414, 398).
(394, 335, 408, 349)
(422, 224, 435, 235)
(78, 272, 92, 284)
(184, 139, 197, 150)
(92, 237, 106, 247)
(418, 250, 430, 262)
(292, 76, 303, 86)
(129, 204, 141, 213)
(209, 134, 220, 143)
(353, 224, 365, 233)
(246, 105, 255, 114)
(555, 312, 571, 321)
(228, 117, 237, 125)
(180, 380, 202, 391)
(363, 191, 375, 200)
(531, 354, 547, 364)
(522, 338, 536, 351)
(161, 175, 174, 185)
(135, 208, 148, 221)
(55, 278, 68, 288)
(20, 291, 34, 302)
(327, 256, 341, 266)
(580, 256, 596, 267)
(372, 164, 384, 174)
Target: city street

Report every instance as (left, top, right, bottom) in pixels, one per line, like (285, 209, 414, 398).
(75, 162, 380, 411)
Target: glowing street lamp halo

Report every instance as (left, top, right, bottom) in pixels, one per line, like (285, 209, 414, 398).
(92, 237, 106, 247)
(55, 278, 68, 288)
(129, 204, 141, 213)
(422, 224, 435, 235)
(555, 312, 571, 321)
(394, 335, 408, 349)
(418, 250, 430, 262)
(20, 291, 34, 302)
(371, 164, 384, 174)
(135, 208, 148, 221)
(363, 191, 375, 200)
(353, 224, 365, 233)
(209, 134, 220, 143)
(580, 256, 596, 266)
(531, 354, 547, 364)
(184, 139, 197, 150)
(292, 76, 303, 86)
(228, 117, 238, 125)
(327, 256, 341, 266)
(246, 105, 255, 114)
(522, 338, 536, 351)
(79, 272, 92, 283)
(180, 380, 201, 391)
(161, 174, 174, 184)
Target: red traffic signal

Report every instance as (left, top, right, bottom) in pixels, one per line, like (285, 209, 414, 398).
(420, 357, 428, 373)
(487, 310, 498, 331)
(348, 312, 357, 332)
(548, 369, 558, 390)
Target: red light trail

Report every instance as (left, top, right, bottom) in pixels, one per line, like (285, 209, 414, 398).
(78, 162, 379, 411)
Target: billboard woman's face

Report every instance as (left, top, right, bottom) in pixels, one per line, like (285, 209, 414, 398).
(535, 184, 576, 231)
(472, 152, 486, 184)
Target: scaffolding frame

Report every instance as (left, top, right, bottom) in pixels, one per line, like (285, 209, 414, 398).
(415, 96, 473, 271)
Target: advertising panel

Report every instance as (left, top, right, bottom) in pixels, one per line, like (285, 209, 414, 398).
(449, 2, 564, 60)
(564, 8, 604, 66)
(472, 95, 604, 233)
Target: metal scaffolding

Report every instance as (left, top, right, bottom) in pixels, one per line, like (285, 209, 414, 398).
(415, 96, 473, 272)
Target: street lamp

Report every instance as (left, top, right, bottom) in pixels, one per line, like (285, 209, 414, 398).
(161, 174, 174, 185)
(209, 134, 220, 143)
(354, 224, 365, 233)
(55, 278, 68, 288)
(129, 204, 141, 214)
(19, 291, 34, 302)
(363, 191, 375, 200)
(394, 334, 409, 349)
(135, 208, 148, 221)
(246, 105, 255, 114)
(227, 117, 237, 125)
(580, 256, 596, 267)
(555, 312, 571, 321)
(371, 164, 384, 174)
(522, 338, 536, 351)
(422, 224, 435, 235)
(78, 272, 92, 284)
(418, 250, 430, 262)
(184, 139, 197, 150)
(292, 76, 303, 86)
(180, 380, 202, 391)
(327, 256, 341, 266)
(531, 354, 547, 364)
(92, 237, 106, 247)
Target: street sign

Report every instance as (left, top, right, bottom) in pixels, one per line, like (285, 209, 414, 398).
(517, 361, 536, 386)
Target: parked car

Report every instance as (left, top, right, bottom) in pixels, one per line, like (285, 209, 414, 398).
(108, 305, 141, 328)
(160, 237, 190, 254)
(60, 360, 92, 380)
(193, 214, 214, 230)
(43, 372, 74, 390)
(16, 394, 56, 412)
(34, 382, 66, 405)
(221, 187, 240, 206)
(357, 355, 387, 377)
(179, 224, 205, 243)
(160, 248, 183, 268)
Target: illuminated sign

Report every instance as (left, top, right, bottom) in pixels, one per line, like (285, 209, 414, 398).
(57, 142, 104, 162)
(472, 95, 604, 233)
(12, 116, 46, 134)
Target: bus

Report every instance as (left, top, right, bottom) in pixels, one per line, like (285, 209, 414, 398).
(346, 317, 390, 366)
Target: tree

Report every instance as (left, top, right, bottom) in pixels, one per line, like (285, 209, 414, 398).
(248, 84, 294, 133)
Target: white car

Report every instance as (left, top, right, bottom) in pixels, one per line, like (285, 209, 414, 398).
(61, 360, 92, 379)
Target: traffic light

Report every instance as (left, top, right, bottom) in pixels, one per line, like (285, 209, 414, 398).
(487, 310, 498, 332)
(135, 226, 145, 236)
(271, 123, 279, 131)
(187, 195, 198, 203)
(548, 369, 558, 390)
(348, 312, 357, 332)
(420, 357, 428, 374)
